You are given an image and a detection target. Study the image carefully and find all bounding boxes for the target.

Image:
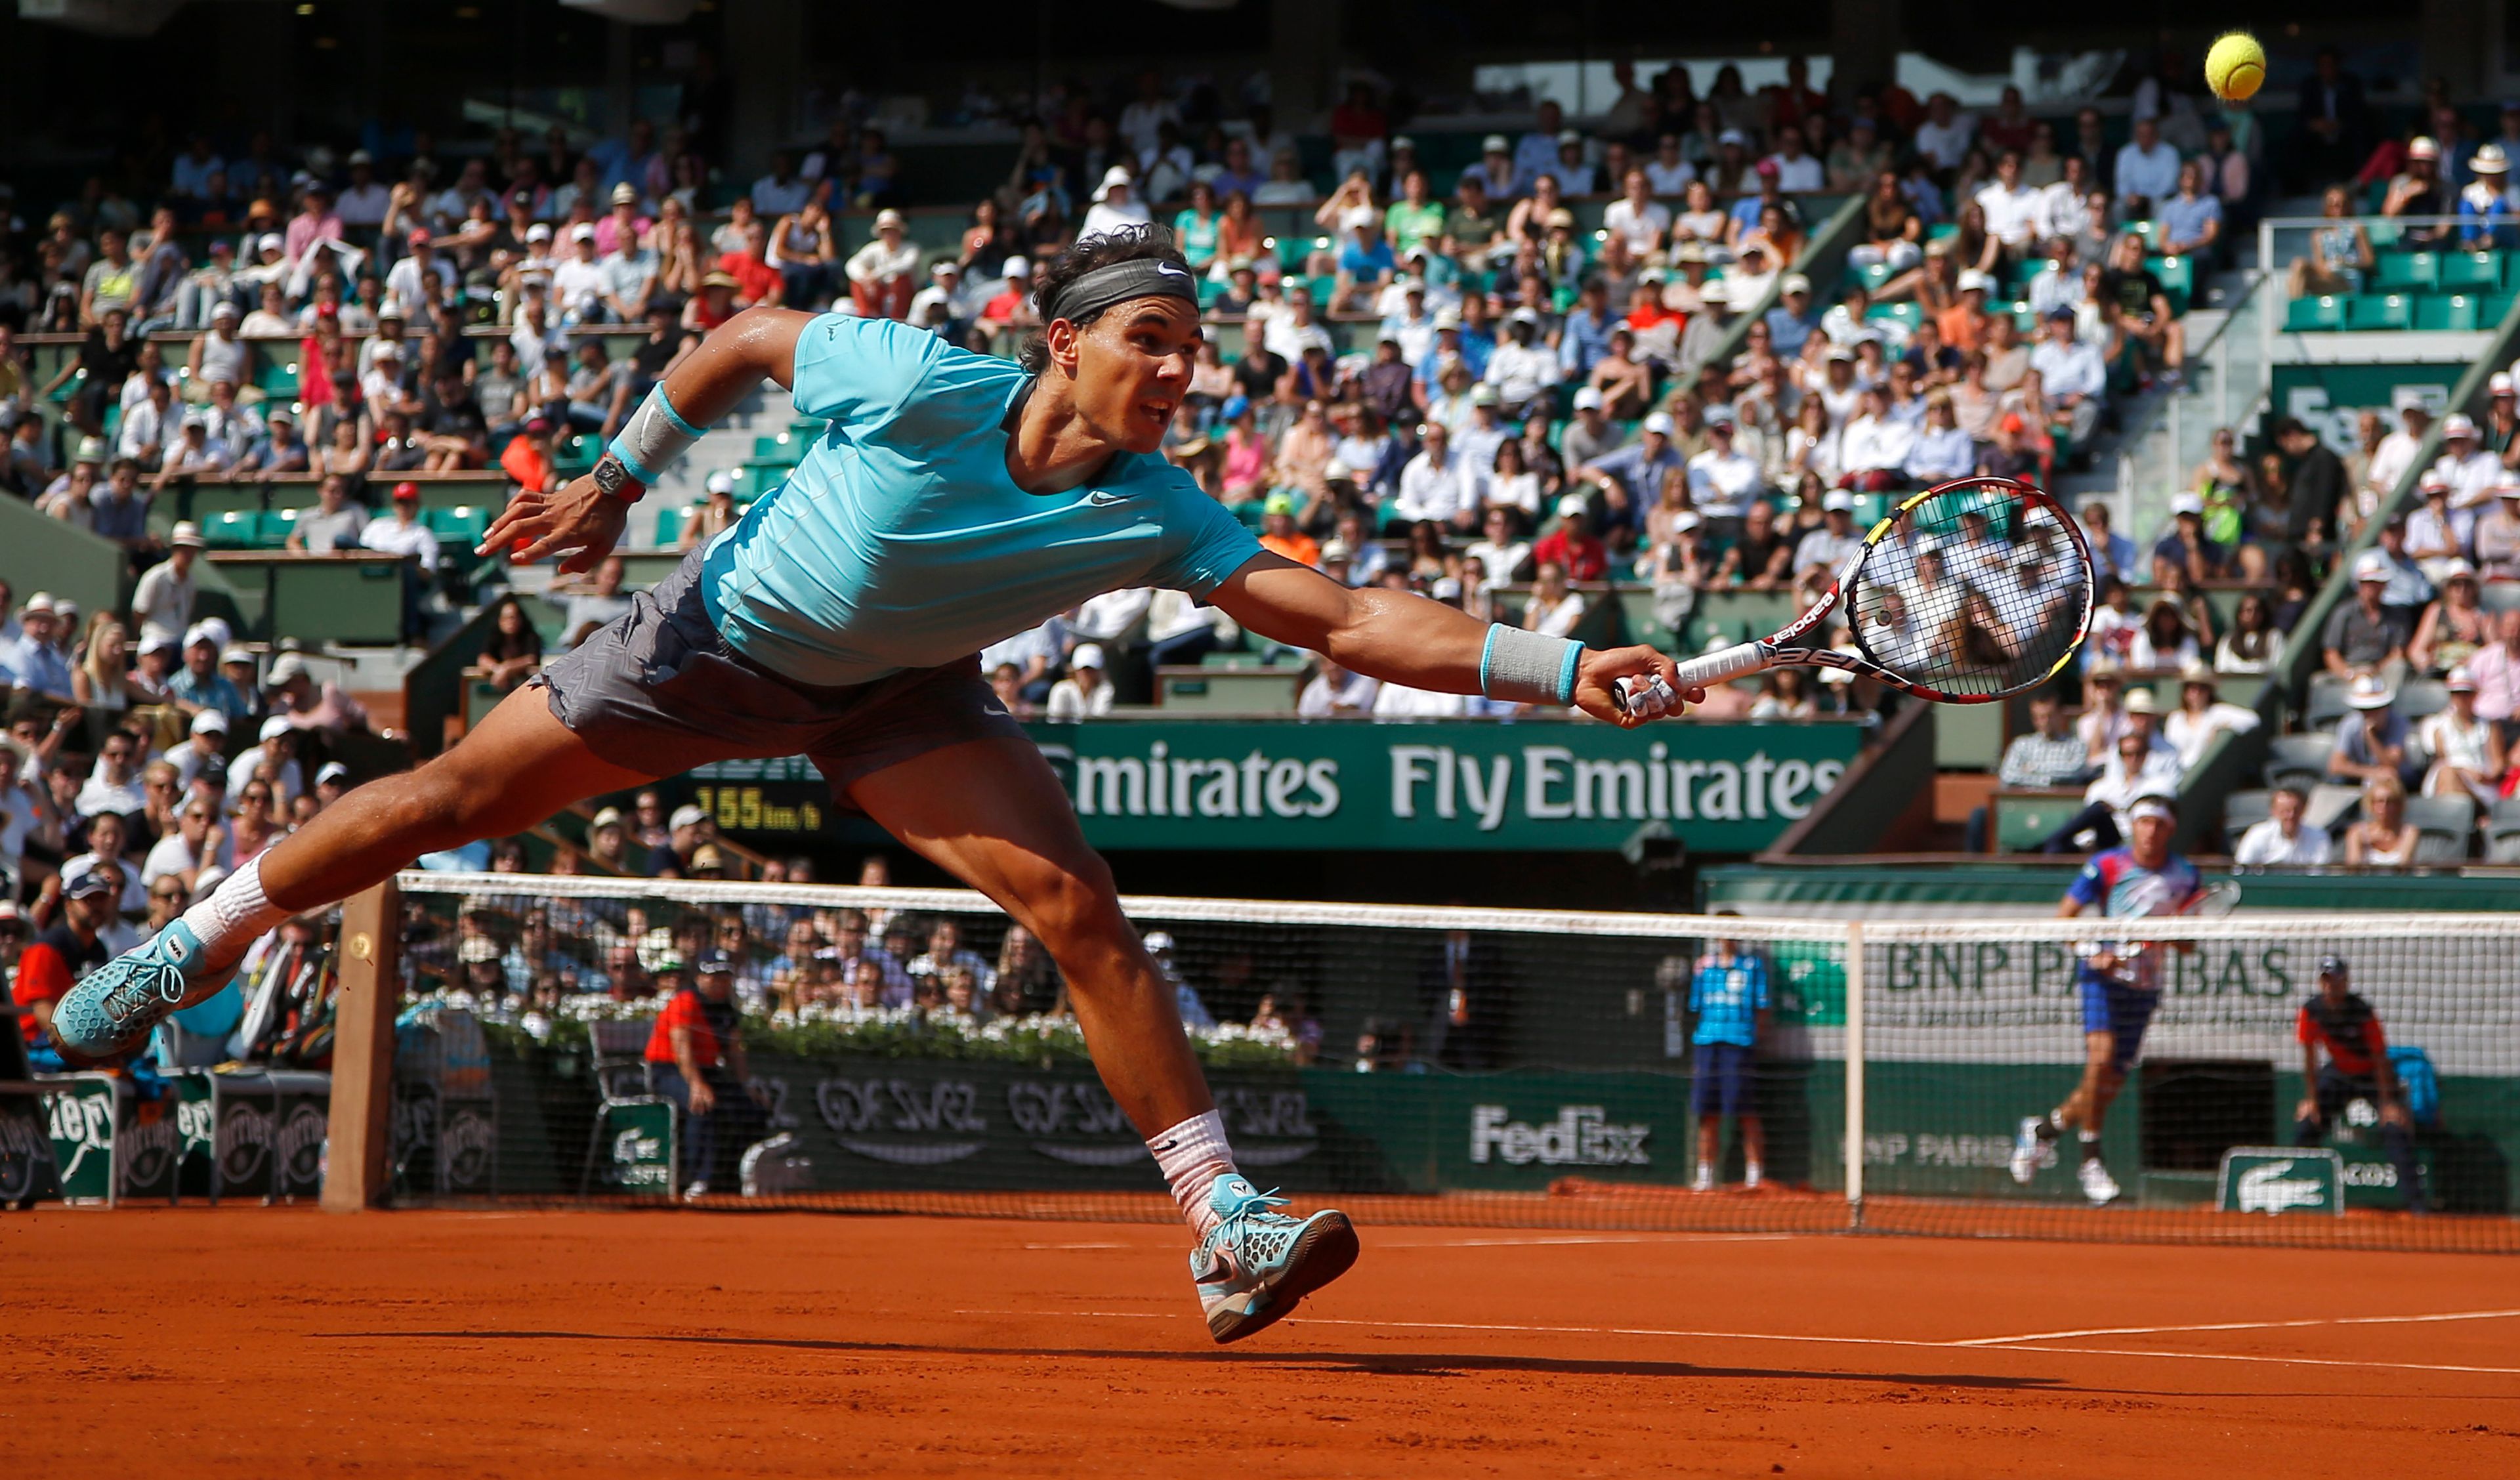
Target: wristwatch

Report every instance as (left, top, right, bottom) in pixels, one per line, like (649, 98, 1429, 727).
(590, 452, 642, 502)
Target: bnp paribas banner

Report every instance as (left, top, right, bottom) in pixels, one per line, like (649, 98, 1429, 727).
(1028, 720, 1861, 853)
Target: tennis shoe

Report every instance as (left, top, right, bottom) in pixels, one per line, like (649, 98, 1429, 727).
(48, 921, 231, 1064)
(1691, 1165, 1716, 1193)
(2009, 1116, 2057, 1184)
(1192, 1175, 1358, 1344)
(2078, 1156, 2122, 1206)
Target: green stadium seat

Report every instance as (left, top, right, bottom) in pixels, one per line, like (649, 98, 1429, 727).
(742, 463, 788, 497)
(652, 504, 686, 547)
(2442, 251, 2500, 291)
(1849, 261, 1897, 294)
(2344, 293, 2412, 331)
(423, 505, 490, 549)
(2147, 255, 2194, 314)
(2285, 295, 2344, 332)
(258, 508, 299, 547)
(2415, 293, 2482, 331)
(201, 509, 260, 548)
(2376, 251, 2439, 293)
(1867, 301, 1922, 331)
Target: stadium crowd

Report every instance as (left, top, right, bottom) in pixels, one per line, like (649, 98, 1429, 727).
(5, 51, 2510, 1088)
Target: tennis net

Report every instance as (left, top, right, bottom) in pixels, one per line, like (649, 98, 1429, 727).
(368, 872, 2520, 1251)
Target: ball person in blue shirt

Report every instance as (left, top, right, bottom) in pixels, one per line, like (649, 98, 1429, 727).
(52, 226, 1691, 1344)
(1689, 935, 1771, 1193)
(2010, 792, 2202, 1206)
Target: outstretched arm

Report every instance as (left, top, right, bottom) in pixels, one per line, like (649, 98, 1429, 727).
(1207, 551, 1694, 727)
(482, 306, 818, 571)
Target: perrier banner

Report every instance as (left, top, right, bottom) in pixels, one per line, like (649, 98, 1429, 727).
(684, 719, 1862, 854)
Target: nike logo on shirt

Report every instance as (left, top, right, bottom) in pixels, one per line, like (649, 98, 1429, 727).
(1085, 490, 1129, 506)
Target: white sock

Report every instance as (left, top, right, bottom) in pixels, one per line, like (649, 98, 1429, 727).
(175, 855, 291, 963)
(1148, 1109, 1236, 1240)
(1744, 1161, 1764, 1187)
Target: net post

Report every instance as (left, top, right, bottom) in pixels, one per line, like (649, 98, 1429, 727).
(322, 878, 403, 1213)
(1842, 919, 1866, 1231)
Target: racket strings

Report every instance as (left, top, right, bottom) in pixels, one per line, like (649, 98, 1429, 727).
(1844, 483, 2089, 698)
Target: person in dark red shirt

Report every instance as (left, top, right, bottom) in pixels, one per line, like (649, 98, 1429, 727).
(642, 948, 761, 1196)
(2294, 954, 2426, 1212)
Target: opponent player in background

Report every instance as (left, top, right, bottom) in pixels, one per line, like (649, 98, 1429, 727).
(2010, 793, 2200, 1205)
(52, 225, 1692, 1342)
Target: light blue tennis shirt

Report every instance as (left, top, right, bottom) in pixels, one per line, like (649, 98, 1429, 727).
(699, 314, 1263, 687)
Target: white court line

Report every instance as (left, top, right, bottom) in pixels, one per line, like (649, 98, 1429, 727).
(946, 1309, 2520, 1379)
(1955, 1307, 2520, 1347)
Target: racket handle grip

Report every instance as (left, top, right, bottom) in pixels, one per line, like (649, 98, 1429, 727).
(1671, 641, 1771, 689)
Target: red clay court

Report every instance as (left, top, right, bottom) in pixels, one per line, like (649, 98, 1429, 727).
(10, 1206, 2517, 1477)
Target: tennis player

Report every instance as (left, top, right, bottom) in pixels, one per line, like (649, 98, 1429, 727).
(54, 225, 1689, 1342)
(2009, 792, 2200, 1205)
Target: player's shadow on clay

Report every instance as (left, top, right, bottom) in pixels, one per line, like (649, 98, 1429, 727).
(333, 1330, 2059, 1388)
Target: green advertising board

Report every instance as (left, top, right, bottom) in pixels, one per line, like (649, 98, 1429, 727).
(43, 1074, 182, 1205)
(683, 719, 1863, 854)
(598, 1099, 677, 1196)
(2217, 1147, 2345, 1216)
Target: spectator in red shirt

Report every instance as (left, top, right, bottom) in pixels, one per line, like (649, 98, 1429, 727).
(642, 949, 761, 1196)
(2294, 954, 2427, 1212)
(715, 220, 784, 310)
(14, 870, 120, 1068)
(1531, 494, 1609, 583)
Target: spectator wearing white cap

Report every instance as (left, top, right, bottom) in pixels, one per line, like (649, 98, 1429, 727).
(264, 652, 369, 738)
(2382, 137, 2449, 247)
(1081, 167, 1151, 240)
(167, 622, 249, 723)
(679, 467, 742, 554)
(1580, 412, 1683, 536)
(2420, 665, 2505, 806)
(231, 713, 305, 807)
(845, 209, 921, 322)
(6, 595, 74, 702)
(129, 522, 205, 648)
(1784, 484, 1852, 586)
(2473, 480, 2520, 579)
(165, 708, 228, 792)
(1559, 385, 1623, 469)
(547, 222, 612, 325)
(907, 260, 963, 337)
(2404, 476, 2473, 581)
(1045, 645, 1115, 722)
(2330, 673, 2422, 790)
(2429, 413, 2503, 511)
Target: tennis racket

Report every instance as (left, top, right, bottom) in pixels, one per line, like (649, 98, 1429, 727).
(2099, 879, 2245, 980)
(1616, 476, 2095, 715)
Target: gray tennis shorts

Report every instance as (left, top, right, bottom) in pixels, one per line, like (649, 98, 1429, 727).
(533, 547, 1026, 801)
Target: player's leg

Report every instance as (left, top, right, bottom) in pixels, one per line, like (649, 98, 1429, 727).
(2015, 976, 2118, 1184)
(1693, 1114, 1720, 1192)
(52, 687, 658, 1057)
(847, 735, 1357, 1342)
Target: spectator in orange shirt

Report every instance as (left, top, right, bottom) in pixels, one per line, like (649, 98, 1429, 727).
(499, 414, 559, 496)
(1938, 268, 1994, 354)
(1257, 493, 1320, 567)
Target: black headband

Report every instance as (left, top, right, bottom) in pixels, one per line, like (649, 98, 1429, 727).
(1041, 259, 1198, 328)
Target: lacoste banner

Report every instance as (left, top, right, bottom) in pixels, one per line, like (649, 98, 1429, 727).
(2218, 1147, 2345, 1216)
(681, 720, 1862, 854)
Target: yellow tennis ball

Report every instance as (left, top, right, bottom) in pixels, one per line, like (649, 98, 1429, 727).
(2205, 32, 2265, 103)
